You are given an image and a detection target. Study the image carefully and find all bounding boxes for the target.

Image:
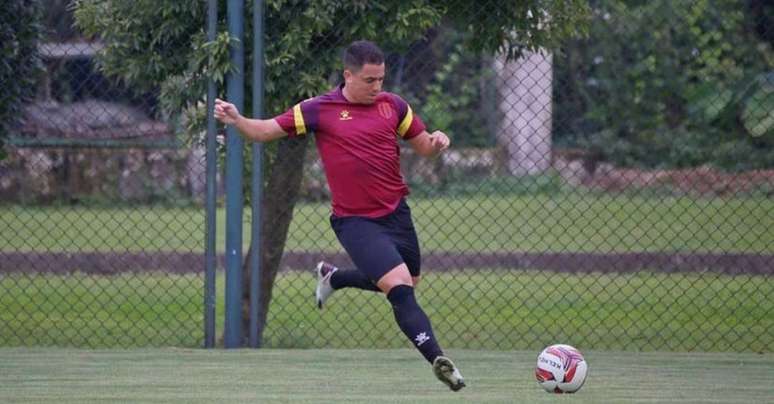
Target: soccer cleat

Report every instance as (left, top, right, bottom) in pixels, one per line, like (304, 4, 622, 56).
(432, 356, 466, 392)
(314, 261, 338, 309)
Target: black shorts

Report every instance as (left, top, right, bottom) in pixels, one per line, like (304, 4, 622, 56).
(330, 198, 421, 282)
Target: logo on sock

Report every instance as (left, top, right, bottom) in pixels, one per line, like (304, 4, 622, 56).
(414, 332, 430, 346)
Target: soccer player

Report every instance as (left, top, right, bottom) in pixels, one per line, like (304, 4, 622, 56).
(213, 40, 465, 392)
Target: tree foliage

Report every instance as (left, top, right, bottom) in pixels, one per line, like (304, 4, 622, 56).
(74, 0, 589, 124)
(554, 0, 774, 170)
(0, 0, 43, 161)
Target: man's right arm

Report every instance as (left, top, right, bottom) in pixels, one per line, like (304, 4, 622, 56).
(214, 98, 287, 142)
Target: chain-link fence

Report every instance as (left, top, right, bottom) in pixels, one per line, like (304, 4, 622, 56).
(0, 0, 207, 347)
(1, 0, 772, 352)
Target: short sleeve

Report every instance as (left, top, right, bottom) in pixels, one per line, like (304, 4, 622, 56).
(273, 98, 319, 137)
(389, 94, 426, 140)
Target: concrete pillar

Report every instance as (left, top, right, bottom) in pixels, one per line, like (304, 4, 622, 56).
(494, 50, 553, 176)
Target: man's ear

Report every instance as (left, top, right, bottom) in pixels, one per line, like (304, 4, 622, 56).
(343, 69, 352, 83)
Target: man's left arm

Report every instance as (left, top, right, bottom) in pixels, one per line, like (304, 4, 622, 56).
(407, 130, 451, 157)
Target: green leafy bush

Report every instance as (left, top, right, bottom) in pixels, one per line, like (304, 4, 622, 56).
(398, 29, 500, 148)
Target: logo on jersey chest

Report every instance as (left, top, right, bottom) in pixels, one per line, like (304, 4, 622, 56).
(377, 102, 393, 119)
(339, 110, 352, 120)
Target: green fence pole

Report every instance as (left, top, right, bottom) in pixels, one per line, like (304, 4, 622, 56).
(204, 0, 218, 349)
(224, 0, 245, 348)
(249, 0, 265, 348)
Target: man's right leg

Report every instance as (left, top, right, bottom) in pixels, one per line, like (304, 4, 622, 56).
(315, 261, 380, 309)
(315, 261, 422, 309)
(317, 214, 401, 309)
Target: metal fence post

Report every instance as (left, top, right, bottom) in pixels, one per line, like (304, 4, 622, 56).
(224, 0, 245, 349)
(204, 0, 218, 349)
(249, 0, 265, 349)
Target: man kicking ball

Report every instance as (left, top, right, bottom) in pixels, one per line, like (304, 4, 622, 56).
(214, 40, 465, 392)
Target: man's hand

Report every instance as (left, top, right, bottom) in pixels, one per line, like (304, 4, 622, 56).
(212, 98, 287, 142)
(407, 130, 451, 157)
(428, 130, 450, 154)
(213, 98, 242, 125)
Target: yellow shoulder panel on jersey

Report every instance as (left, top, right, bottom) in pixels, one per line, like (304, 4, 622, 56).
(293, 104, 307, 135)
(397, 105, 413, 137)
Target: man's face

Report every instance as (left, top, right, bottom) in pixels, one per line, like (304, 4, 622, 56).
(343, 63, 385, 104)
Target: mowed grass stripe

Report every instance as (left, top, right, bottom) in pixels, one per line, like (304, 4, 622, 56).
(2, 193, 772, 253)
(0, 348, 772, 403)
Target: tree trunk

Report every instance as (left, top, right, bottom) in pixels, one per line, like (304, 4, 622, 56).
(494, 50, 553, 176)
(240, 136, 309, 344)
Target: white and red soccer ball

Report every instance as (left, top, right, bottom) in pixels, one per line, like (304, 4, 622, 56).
(535, 344, 588, 393)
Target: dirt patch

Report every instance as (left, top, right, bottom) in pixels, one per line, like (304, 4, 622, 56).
(2, 251, 771, 276)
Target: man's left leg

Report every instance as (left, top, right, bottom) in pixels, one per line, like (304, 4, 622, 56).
(378, 264, 466, 392)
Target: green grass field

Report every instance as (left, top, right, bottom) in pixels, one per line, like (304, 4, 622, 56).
(2, 193, 773, 401)
(2, 193, 773, 253)
(2, 271, 772, 352)
(1, 348, 772, 403)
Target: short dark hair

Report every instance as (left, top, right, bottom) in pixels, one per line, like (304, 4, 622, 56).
(343, 40, 384, 72)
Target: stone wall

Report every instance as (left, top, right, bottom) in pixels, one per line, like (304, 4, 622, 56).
(0, 145, 201, 204)
(553, 148, 774, 196)
(5, 143, 767, 205)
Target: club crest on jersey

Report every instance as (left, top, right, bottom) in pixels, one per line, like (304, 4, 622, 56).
(339, 110, 352, 120)
(377, 102, 393, 119)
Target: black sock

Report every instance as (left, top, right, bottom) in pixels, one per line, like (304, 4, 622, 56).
(330, 269, 381, 292)
(386, 285, 443, 364)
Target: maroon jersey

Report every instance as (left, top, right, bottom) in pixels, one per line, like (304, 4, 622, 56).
(274, 85, 426, 218)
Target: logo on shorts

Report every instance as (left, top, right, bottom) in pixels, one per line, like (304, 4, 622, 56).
(339, 110, 352, 120)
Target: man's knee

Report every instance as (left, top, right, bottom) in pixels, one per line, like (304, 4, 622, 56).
(412, 276, 421, 287)
(376, 263, 413, 293)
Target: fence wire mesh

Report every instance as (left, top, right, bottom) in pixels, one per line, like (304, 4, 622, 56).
(1, 0, 772, 352)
